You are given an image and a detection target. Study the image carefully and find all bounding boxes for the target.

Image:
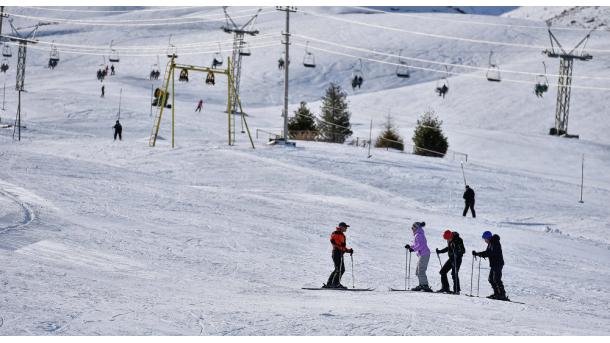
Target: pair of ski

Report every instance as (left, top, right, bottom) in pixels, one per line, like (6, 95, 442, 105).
(302, 287, 374, 292)
(302, 287, 524, 304)
(389, 288, 525, 304)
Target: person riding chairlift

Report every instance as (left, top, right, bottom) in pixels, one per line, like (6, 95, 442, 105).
(205, 71, 215, 85)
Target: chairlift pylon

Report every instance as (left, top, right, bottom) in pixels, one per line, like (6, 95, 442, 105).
(108, 40, 120, 63)
(396, 49, 410, 78)
(486, 50, 501, 82)
(303, 41, 316, 68)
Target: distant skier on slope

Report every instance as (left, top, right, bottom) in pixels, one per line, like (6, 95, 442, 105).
(473, 230, 508, 301)
(113, 120, 122, 141)
(405, 222, 432, 292)
(323, 222, 353, 289)
(463, 185, 476, 218)
(436, 229, 465, 294)
(195, 99, 203, 112)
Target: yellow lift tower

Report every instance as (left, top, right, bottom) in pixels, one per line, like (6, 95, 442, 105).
(149, 55, 254, 149)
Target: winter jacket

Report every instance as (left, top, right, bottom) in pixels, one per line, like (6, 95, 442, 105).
(463, 187, 475, 203)
(438, 232, 465, 258)
(411, 227, 430, 257)
(113, 122, 122, 133)
(330, 231, 348, 252)
(478, 234, 504, 269)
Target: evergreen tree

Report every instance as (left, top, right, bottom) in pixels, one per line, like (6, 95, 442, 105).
(412, 110, 449, 157)
(319, 83, 352, 143)
(375, 114, 404, 151)
(288, 101, 317, 140)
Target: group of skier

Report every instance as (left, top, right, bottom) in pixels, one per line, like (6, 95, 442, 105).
(323, 219, 508, 301)
(96, 65, 115, 81)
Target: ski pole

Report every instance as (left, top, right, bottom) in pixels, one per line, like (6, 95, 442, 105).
(350, 253, 355, 289)
(339, 254, 344, 286)
(436, 251, 442, 267)
(404, 248, 408, 291)
(407, 250, 412, 290)
(470, 256, 475, 296)
(476, 257, 481, 297)
(453, 252, 458, 294)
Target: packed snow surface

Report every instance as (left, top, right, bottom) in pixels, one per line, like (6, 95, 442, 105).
(1, 6, 609, 335)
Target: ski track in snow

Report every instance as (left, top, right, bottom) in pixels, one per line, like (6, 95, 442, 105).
(0, 5, 609, 335)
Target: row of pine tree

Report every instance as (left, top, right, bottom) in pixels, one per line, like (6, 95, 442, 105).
(287, 82, 449, 157)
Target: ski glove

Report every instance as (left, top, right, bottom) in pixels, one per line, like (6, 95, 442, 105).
(405, 244, 414, 252)
(472, 250, 478, 256)
(347, 248, 354, 255)
(435, 248, 440, 254)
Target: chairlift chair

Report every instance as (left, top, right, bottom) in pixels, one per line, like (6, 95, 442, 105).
(435, 66, 450, 98)
(486, 51, 501, 82)
(48, 42, 60, 69)
(396, 49, 410, 78)
(351, 58, 364, 89)
(179, 68, 189, 82)
(108, 40, 120, 63)
(0, 58, 8, 73)
(534, 61, 549, 97)
(2, 44, 12, 58)
(239, 42, 251, 57)
(212, 42, 223, 68)
(302, 41, 316, 68)
(166, 35, 178, 58)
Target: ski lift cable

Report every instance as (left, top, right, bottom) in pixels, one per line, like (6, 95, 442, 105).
(16, 6, 204, 13)
(4, 10, 276, 27)
(294, 42, 610, 92)
(0, 33, 278, 51)
(7, 11, 227, 23)
(6, 7, 269, 23)
(295, 9, 610, 54)
(292, 34, 610, 81)
(348, 6, 610, 33)
(3, 40, 282, 58)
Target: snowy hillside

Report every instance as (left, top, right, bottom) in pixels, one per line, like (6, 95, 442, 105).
(1, 6, 609, 335)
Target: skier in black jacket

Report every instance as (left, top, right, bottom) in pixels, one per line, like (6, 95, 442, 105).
(113, 120, 122, 141)
(473, 231, 507, 300)
(462, 185, 476, 218)
(436, 230, 465, 294)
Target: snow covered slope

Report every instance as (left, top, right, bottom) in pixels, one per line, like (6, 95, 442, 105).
(0, 6, 609, 335)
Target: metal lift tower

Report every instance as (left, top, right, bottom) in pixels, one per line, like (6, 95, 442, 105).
(7, 18, 41, 141)
(221, 7, 261, 141)
(543, 23, 594, 138)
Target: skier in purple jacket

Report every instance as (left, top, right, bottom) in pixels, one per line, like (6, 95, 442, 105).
(405, 221, 432, 292)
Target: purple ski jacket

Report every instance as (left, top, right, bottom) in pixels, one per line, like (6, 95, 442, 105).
(411, 227, 431, 257)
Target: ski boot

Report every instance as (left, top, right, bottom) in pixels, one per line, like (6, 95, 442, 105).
(486, 294, 497, 299)
(421, 285, 433, 292)
(495, 293, 510, 301)
(410, 285, 423, 291)
(336, 284, 347, 290)
(436, 288, 451, 293)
